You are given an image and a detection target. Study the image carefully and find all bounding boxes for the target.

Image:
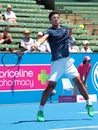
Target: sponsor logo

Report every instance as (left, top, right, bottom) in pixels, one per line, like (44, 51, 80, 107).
(0, 65, 50, 91)
(59, 95, 76, 102)
(91, 62, 98, 91)
(77, 94, 97, 102)
(38, 70, 49, 84)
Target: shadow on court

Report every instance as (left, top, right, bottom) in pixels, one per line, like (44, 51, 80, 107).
(0, 102, 98, 130)
(12, 118, 93, 124)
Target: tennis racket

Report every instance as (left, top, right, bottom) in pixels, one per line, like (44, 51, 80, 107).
(1, 52, 24, 95)
(1, 52, 23, 68)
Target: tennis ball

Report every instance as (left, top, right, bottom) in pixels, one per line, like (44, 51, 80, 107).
(79, 25, 84, 30)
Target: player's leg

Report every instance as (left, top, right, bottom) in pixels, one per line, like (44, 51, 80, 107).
(81, 78, 88, 93)
(50, 89, 56, 103)
(73, 76, 94, 117)
(64, 57, 94, 117)
(73, 76, 89, 100)
(37, 81, 56, 122)
(73, 85, 78, 95)
(73, 78, 87, 96)
(40, 81, 56, 106)
(37, 59, 64, 122)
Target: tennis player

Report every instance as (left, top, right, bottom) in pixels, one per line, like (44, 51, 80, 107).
(34, 11, 94, 122)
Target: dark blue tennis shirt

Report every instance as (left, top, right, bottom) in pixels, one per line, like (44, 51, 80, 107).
(44, 26, 69, 61)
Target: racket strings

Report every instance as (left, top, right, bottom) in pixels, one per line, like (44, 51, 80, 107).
(1, 53, 24, 68)
(1, 52, 24, 96)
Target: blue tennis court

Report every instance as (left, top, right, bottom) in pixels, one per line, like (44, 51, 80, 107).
(0, 53, 98, 130)
(0, 102, 98, 130)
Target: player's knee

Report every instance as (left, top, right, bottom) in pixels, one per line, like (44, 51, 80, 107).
(73, 76, 82, 87)
(48, 81, 56, 89)
(44, 81, 56, 93)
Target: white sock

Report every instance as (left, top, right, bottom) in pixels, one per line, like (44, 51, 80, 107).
(86, 99, 92, 105)
(38, 105, 44, 111)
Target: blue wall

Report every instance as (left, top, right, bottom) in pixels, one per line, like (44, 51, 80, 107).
(0, 53, 98, 104)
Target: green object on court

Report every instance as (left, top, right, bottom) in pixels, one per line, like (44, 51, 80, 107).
(37, 110, 44, 122)
(86, 104, 94, 117)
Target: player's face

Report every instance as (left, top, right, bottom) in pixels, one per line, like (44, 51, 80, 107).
(50, 14, 60, 26)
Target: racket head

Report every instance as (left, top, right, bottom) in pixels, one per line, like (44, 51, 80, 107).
(1, 52, 19, 68)
(1, 52, 22, 95)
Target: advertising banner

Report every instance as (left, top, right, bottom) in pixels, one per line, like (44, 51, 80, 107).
(0, 53, 97, 104)
(0, 65, 50, 91)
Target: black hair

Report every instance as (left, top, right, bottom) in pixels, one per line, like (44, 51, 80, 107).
(83, 60, 86, 64)
(48, 11, 60, 20)
(83, 60, 90, 64)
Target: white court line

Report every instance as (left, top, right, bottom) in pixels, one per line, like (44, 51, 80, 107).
(78, 111, 98, 114)
(50, 125, 98, 130)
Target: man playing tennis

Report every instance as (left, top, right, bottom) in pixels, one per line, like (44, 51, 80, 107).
(34, 11, 94, 122)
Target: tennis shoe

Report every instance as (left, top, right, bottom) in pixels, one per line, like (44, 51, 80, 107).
(37, 110, 44, 122)
(86, 104, 94, 117)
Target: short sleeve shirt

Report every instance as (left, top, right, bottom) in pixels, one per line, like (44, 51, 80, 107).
(20, 38, 34, 50)
(4, 11, 16, 21)
(44, 26, 69, 61)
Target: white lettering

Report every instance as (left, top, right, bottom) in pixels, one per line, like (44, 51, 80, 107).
(0, 69, 33, 78)
(0, 79, 34, 88)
